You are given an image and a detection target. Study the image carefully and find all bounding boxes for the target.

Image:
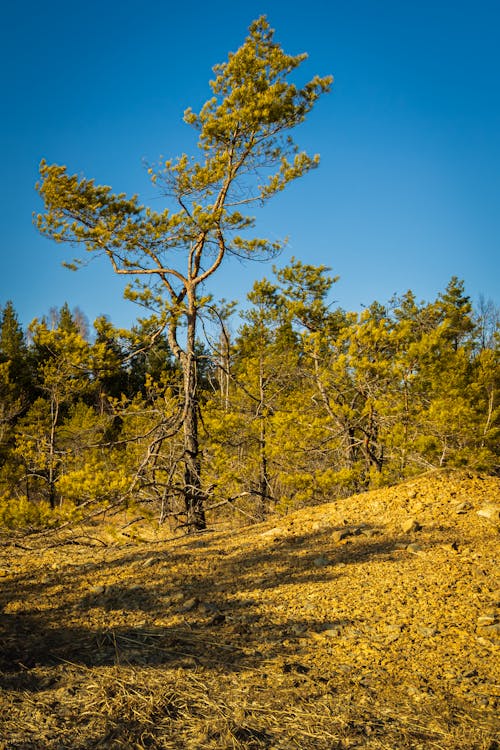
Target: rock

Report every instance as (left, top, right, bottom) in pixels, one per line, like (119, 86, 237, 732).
(455, 501, 472, 514)
(311, 521, 325, 532)
(417, 626, 437, 638)
(477, 615, 497, 627)
(401, 518, 422, 533)
(476, 636, 494, 648)
(313, 621, 348, 638)
(360, 528, 378, 538)
(261, 526, 285, 538)
(291, 624, 308, 636)
(141, 557, 157, 568)
(322, 627, 342, 637)
(170, 591, 186, 603)
(406, 543, 423, 554)
(89, 585, 105, 596)
(332, 529, 350, 542)
(479, 623, 500, 639)
(477, 505, 500, 523)
(313, 555, 331, 567)
(179, 597, 198, 613)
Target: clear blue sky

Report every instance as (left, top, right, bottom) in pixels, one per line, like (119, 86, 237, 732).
(1, 0, 499, 331)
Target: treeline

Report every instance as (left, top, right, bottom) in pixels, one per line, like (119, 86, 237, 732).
(0, 263, 498, 529)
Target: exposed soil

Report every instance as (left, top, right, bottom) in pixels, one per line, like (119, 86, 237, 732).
(0, 470, 499, 749)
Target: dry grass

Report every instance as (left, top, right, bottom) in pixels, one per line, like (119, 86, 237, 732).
(1, 470, 499, 749)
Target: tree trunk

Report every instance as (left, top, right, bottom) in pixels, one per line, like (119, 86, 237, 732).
(256, 357, 271, 520)
(48, 396, 59, 509)
(182, 307, 206, 531)
(183, 384, 206, 530)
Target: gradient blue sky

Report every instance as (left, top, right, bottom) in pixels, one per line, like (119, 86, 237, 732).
(1, 0, 499, 331)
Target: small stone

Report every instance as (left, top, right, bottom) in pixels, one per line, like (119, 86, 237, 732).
(480, 623, 500, 639)
(477, 615, 497, 627)
(332, 529, 350, 542)
(309, 630, 325, 641)
(402, 518, 422, 533)
(170, 591, 186, 603)
(406, 543, 423, 553)
(417, 626, 437, 638)
(455, 502, 472, 514)
(360, 528, 378, 538)
(141, 557, 157, 568)
(261, 526, 285, 538)
(322, 628, 342, 637)
(477, 505, 500, 522)
(288, 623, 308, 636)
(476, 636, 493, 647)
(314, 621, 347, 638)
(179, 597, 198, 612)
(313, 555, 331, 567)
(89, 585, 105, 596)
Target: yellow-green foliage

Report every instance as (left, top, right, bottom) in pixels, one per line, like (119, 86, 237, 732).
(0, 495, 69, 530)
(57, 460, 130, 504)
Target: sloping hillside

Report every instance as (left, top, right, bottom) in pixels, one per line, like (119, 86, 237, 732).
(0, 471, 499, 749)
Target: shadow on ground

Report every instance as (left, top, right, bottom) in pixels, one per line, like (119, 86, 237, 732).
(0, 523, 438, 691)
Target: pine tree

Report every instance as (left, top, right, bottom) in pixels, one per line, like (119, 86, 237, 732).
(36, 17, 332, 529)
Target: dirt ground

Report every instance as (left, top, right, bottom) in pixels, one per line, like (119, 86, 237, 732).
(0, 470, 499, 749)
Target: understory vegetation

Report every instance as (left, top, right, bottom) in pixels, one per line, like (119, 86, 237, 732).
(13, 17, 496, 533)
(0, 273, 498, 532)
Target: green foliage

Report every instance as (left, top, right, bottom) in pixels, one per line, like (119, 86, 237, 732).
(35, 17, 332, 530)
(0, 494, 75, 530)
(0, 495, 50, 529)
(1, 17, 493, 528)
(0, 274, 498, 527)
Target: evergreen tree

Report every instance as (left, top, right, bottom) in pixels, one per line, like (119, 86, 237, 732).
(36, 17, 332, 530)
(15, 312, 94, 507)
(0, 300, 31, 395)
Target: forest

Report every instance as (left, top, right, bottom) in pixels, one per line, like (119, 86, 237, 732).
(1, 18, 498, 534)
(0, 272, 498, 532)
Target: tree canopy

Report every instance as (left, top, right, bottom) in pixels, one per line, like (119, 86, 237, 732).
(35, 17, 332, 529)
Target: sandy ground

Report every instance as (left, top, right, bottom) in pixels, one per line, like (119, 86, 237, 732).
(0, 470, 499, 749)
